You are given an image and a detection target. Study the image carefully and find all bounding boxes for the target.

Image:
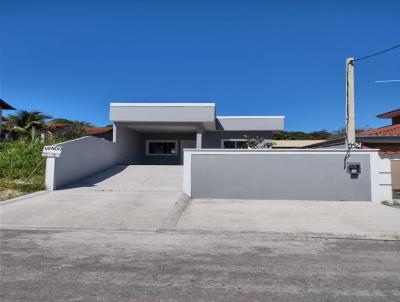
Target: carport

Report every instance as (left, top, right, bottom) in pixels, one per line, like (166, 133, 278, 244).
(111, 103, 215, 165)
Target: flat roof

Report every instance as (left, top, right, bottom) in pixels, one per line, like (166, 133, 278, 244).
(109, 102, 285, 131)
(217, 115, 285, 119)
(110, 103, 215, 107)
(272, 140, 327, 148)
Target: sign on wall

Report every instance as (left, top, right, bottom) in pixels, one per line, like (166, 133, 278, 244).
(42, 145, 63, 158)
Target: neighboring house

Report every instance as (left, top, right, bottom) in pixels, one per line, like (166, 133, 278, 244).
(357, 108, 400, 155)
(307, 108, 400, 155)
(359, 108, 400, 199)
(86, 126, 113, 141)
(47, 123, 113, 141)
(0, 98, 16, 140)
(308, 108, 400, 199)
(110, 103, 284, 165)
(47, 122, 74, 135)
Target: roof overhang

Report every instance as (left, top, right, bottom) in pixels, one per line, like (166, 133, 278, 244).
(377, 108, 400, 119)
(0, 99, 16, 110)
(216, 116, 285, 131)
(110, 103, 285, 132)
(110, 103, 216, 131)
(358, 136, 400, 143)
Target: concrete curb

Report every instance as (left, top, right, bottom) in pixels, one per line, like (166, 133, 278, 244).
(0, 190, 49, 206)
(0, 225, 157, 233)
(167, 228, 400, 242)
(161, 193, 191, 229)
(1, 226, 399, 242)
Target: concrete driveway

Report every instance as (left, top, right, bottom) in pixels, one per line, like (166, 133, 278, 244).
(2, 167, 400, 239)
(0, 165, 183, 230)
(177, 199, 400, 240)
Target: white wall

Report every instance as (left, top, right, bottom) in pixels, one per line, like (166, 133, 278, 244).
(45, 136, 117, 190)
(114, 125, 141, 164)
(370, 153, 393, 201)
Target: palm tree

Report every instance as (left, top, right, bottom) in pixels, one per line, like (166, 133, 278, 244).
(6, 110, 52, 136)
(47, 118, 74, 125)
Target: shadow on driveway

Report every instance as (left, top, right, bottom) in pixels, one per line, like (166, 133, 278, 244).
(61, 165, 129, 189)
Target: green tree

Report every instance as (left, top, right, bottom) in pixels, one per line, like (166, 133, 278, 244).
(47, 118, 74, 125)
(273, 130, 334, 140)
(47, 119, 93, 139)
(5, 111, 52, 137)
(71, 121, 93, 137)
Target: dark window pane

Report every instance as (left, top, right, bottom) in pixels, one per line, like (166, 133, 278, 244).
(236, 141, 247, 149)
(148, 142, 176, 155)
(165, 142, 176, 154)
(223, 141, 236, 149)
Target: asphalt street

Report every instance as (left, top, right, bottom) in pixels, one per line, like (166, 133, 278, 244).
(1, 228, 399, 302)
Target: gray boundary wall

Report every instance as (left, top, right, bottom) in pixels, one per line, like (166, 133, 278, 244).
(183, 149, 392, 202)
(45, 136, 117, 190)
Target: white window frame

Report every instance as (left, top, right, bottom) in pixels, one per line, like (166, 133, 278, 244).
(220, 139, 248, 149)
(146, 140, 179, 156)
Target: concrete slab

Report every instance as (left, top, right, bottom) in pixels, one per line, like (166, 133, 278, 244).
(177, 199, 400, 240)
(0, 165, 183, 230)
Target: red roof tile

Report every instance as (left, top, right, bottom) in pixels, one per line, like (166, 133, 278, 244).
(85, 127, 112, 135)
(358, 124, 400, 136)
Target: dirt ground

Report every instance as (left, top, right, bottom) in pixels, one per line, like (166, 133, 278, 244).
(0, 188, 26, 201)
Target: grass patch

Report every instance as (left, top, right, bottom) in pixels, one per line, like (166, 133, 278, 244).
(0, 139, 59, 199)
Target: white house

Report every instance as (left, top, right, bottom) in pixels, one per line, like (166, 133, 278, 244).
(110, 103, 285, 165)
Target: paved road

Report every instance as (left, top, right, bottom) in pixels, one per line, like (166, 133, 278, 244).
(1, 228, 399, 302)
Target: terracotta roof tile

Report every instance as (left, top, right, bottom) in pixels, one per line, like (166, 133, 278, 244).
(358, 124, 400, 136)
(85, 127, 113, 135)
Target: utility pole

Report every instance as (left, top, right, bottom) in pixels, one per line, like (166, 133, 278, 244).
(346, 57, 356, 147)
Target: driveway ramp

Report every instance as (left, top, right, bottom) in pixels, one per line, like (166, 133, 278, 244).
(1, 165, 183, 230)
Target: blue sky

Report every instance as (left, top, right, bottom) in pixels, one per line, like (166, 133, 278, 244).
(1, 0, 399, 131)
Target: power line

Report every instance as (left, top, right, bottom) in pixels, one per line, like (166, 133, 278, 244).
(354, 43, 400, 62)
(342, 43, 400, 168)
(375, 79, 400, 83)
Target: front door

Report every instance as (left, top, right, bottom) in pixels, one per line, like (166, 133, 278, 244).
(180, 140, 196, 165)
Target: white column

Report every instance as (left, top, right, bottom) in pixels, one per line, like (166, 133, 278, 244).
(196, 130, 203, 149)
(112, 122, 117, 143)
(45, 157, 56, 190)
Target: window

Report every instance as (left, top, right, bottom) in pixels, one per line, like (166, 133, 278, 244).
(221, 139, 248, 149)
(146, 140, 178, 155)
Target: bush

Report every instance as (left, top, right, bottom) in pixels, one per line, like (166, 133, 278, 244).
(0, 138, 60, 192)
(0, 139, 45, 179)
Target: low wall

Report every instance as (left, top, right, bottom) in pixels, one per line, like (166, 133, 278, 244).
(45, 136, 117, 190)
(183, 149, 392, 202)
